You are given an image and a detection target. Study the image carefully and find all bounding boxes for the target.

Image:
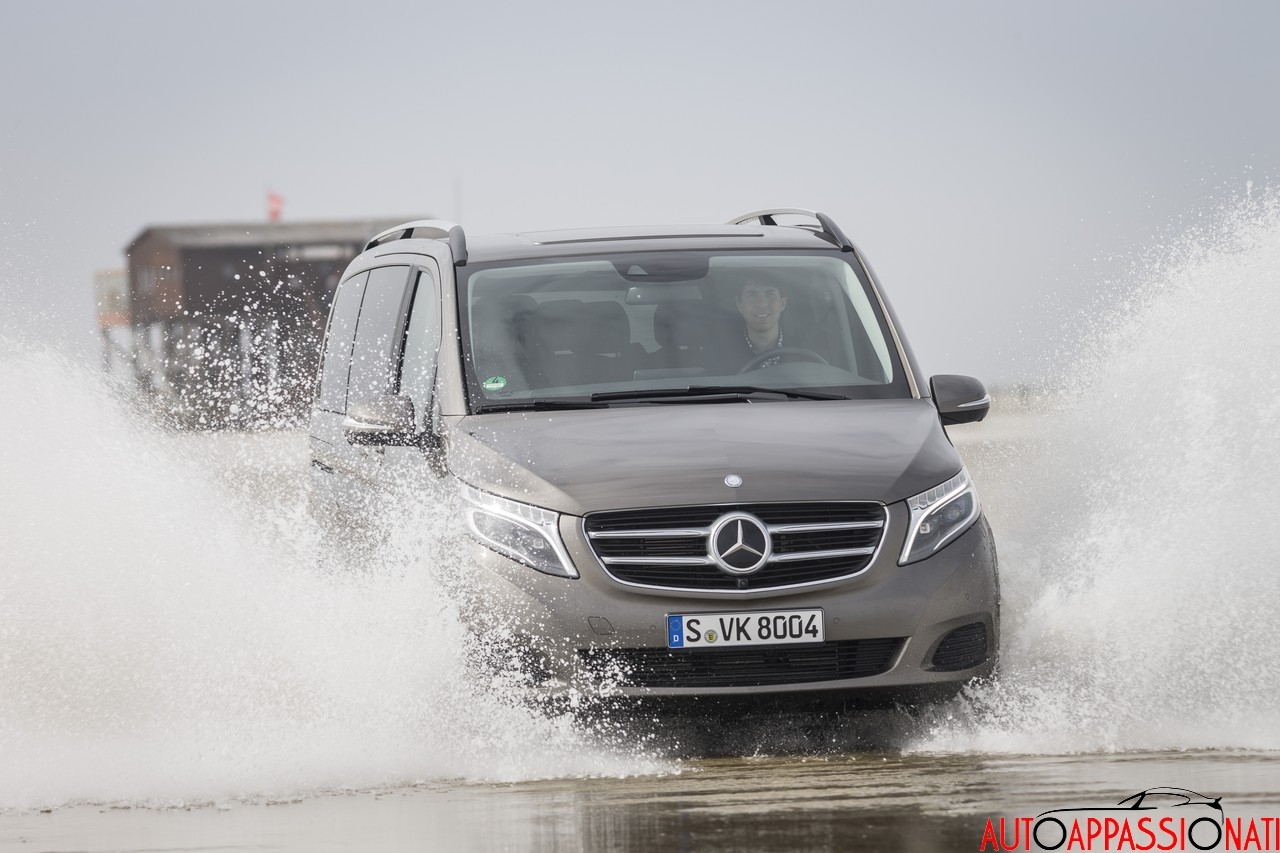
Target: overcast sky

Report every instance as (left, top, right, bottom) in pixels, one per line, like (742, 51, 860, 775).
(2, 0, 1277, 383)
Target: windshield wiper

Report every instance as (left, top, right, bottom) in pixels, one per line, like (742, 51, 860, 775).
(591, 385, 849, 403)
(475, 399, 610, 413)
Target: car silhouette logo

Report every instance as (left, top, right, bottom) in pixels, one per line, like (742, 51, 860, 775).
(1032, 787, 1225, 851)
(709, 513, 772, 575)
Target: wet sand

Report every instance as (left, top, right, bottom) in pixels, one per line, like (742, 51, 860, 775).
(4, 751, 1278, 852)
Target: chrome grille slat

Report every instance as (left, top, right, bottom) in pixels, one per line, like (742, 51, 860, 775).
(599, 555, 715, 566)
(588, 528, 710, 539)
(584, 502, 887, 591)
(768, 521, 883, 533)
(769, 546, 876, 563)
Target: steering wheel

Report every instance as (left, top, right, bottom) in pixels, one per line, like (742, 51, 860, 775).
(738, 347, 830, 373)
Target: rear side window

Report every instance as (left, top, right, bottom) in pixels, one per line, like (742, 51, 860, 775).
(315, 271, 368, 413)
(347, 265, 412, 407)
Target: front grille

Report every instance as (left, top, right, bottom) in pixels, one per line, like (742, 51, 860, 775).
(930, 622, 989, 671)
(579, 638, 903, 688)
(584, 502, 886, 591)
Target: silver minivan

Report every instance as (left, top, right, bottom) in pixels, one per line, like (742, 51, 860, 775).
(308, 209, 998, 707)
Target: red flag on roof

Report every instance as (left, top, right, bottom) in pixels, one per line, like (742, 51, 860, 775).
(267, 190, 284, 222)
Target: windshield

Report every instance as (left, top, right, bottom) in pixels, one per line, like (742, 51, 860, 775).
(457, 250, 910, 410)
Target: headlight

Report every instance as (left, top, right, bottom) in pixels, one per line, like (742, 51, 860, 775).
(459, 482, 579, 578)
(899, 468, 981, 564)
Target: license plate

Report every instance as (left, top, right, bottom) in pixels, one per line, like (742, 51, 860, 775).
(666, 609, 824, 649)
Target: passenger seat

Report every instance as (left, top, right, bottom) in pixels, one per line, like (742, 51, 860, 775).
(529, 300, 638, 387)
(650, 301, 739, 373)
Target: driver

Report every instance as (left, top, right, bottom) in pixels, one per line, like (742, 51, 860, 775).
(735, 278, 787, 368)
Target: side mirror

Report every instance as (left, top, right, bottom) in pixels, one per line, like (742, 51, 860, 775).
(931, 375, 990, 425)
(343, 394, 417, 445)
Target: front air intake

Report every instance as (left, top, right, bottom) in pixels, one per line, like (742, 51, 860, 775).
(579, 638, 903, 688)
(929, 622, 989, 672)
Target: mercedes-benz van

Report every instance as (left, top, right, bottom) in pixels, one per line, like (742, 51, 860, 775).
(308, 208, 998, 705)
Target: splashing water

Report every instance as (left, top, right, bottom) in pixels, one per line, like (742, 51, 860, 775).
(923, 192, 1280, 754)
(5, 194, 1278, 810)
(0, 341, 665, 811)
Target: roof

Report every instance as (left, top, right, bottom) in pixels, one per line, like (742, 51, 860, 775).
(461, 224, 846, 264)
(127, 218, 421, 253)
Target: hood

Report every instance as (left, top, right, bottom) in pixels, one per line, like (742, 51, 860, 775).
(444, 399, 962, 515)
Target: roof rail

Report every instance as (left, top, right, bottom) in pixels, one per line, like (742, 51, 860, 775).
(728, 208, 854, 252)
(365, 219, 469, 265)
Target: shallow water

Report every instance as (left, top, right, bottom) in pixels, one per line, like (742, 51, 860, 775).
(4, 750, 1278, 852)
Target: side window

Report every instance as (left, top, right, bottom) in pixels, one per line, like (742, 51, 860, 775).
(316, 271, 368, 413)
(347, 265, 412, 406)
(399, 269, 442, 429)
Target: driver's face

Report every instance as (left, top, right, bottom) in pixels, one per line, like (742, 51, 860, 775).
(737, 282, 786, 333)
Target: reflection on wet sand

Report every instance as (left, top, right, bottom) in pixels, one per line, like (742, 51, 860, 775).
(5, 751, 1278, 852)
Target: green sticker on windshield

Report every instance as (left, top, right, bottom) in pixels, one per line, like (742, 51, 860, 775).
(482, 376, 508, 391)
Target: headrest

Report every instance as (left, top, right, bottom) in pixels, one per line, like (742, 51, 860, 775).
(577, 301, 631, 355)
(471, 294, 537, 343)
(653, 301, 732, 350)
(531, 299, 631, 356)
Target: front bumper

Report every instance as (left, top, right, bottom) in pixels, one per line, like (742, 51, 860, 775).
(460, 508, 999, 701)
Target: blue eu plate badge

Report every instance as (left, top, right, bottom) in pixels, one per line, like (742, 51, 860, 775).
(667, 615, 684, 648)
